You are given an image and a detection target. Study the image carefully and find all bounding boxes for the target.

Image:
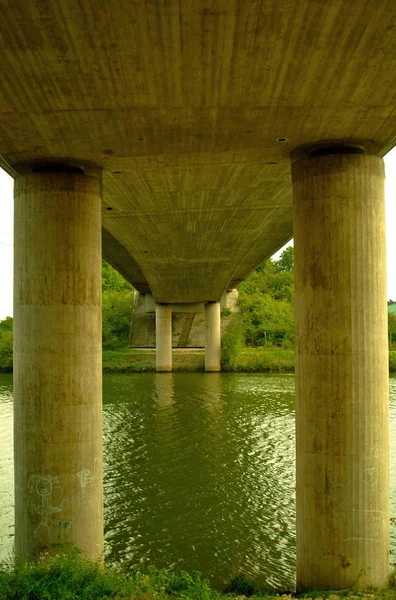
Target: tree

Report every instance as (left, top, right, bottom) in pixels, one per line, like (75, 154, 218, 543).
(102, 261, 135, 348)
(102, 260, 133, 292)
(238, 248, 295, 347)
(0, 317, 13, 372)
(273, 245, 294, 272)
(389, 314, 396, 347)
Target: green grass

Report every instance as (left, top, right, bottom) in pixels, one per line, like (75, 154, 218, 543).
(102, 348, 205, 373)
(225, 347, 295, 373)
(1, 348, 395, 375)
(0, 549, 396, 600)
(0, 548, 219, 600)
(103, 348, 396, 374)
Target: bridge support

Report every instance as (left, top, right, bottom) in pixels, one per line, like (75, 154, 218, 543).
(13, 169, 103, 559)
(205, 302, 221, 372)
(156, 304, 172, 371)
(292, 151, 389, 590)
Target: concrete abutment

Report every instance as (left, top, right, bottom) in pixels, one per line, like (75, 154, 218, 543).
(13, 169, 104, 560)
(292, 151, 389, 590)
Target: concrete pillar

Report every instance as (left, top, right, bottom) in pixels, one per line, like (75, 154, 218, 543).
(13, 169, 103, 560)
(292, 151, 389, 590)
(156, 304, 172, 371)
(205, 302, 221, 372)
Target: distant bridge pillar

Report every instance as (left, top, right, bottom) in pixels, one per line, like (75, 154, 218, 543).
(156, 304, 172, 371)
(292, 149, 389, 590)
(205, 302, 221, 372)
(13, 167, 103, 560)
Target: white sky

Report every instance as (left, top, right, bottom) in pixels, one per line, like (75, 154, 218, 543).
(0, 150, 395, 320)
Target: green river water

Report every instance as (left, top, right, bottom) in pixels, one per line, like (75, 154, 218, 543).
(1, 372, 396, 590)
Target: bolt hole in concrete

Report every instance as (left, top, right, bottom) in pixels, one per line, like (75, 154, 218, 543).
(1, 373, 396, 590)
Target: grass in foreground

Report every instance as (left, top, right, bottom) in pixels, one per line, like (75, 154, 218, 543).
(1, 550, 396, 600)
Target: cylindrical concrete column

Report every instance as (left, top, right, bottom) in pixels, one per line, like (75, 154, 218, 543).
(14, 170, 103, 560)
(292, 152, 389, 590)
(205, 302, 221, 372)
(156, 304, 172, 371)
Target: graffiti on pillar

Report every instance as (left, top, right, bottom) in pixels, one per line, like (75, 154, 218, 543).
(361, 467, 379, 485)
(343, 508, 385, 544)
(361, 446, 380, 486)
(77, 457, 99, 496)
(57, 520, 73, 541)
(28, 475, 68, 535)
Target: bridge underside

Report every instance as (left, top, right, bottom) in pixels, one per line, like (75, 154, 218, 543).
(3, 0, 395, 592)
(1, 0, 395, 301)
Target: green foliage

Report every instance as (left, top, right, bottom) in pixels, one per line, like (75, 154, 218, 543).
(0, 549, 220, 600)
(389, 314, 396, 348)
(230, 348, 295, 373)
(273, 245, 294, 273)
(220, 307, 232, 318)
(0, 549, 120, 600)
(102, 290, 134, 349)
(102, 260, 133, 293)
(0, 317, 13, 373)
(224, 571, 256, 596)
(102, 260, 135, 349)
(221, 316, 245, 369)
(1, 547, 395, 600)
(238, 249, 294, 347)
(388, 301, 396, 315)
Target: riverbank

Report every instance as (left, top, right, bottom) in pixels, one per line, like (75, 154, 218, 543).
(102, 347, 295, 373)
(0, 349, 395, 374)
(103, 348, 396, 374)
(0, 549, 395, 600)
(103, 348, 205, 372)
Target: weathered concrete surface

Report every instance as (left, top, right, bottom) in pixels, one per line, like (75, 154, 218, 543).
(293, 153, 389, 590)
(1, 2, 395, 301)
(156, 305, 172, 371)
(13, 172, 103, 560)
(205, 303, 221, 372)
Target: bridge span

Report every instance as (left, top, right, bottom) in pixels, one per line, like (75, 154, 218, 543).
(1, 0, 395, 590)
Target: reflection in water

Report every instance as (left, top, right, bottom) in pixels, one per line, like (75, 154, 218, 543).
(1, 373, 396, 590)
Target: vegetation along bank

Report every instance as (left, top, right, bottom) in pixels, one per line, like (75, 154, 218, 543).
(1, 248, 396, 373)
(0, 549, 396, 600)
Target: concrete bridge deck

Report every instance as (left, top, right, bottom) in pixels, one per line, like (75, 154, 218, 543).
(1, 0, 395, 301)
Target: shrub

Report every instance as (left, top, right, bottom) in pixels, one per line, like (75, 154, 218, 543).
(221, 316, 245, 370)
(0, 317, 13, 372)
(102, 290, 134, 349)
(390, 351, 396, 373)
(224, 571, 256, 596)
